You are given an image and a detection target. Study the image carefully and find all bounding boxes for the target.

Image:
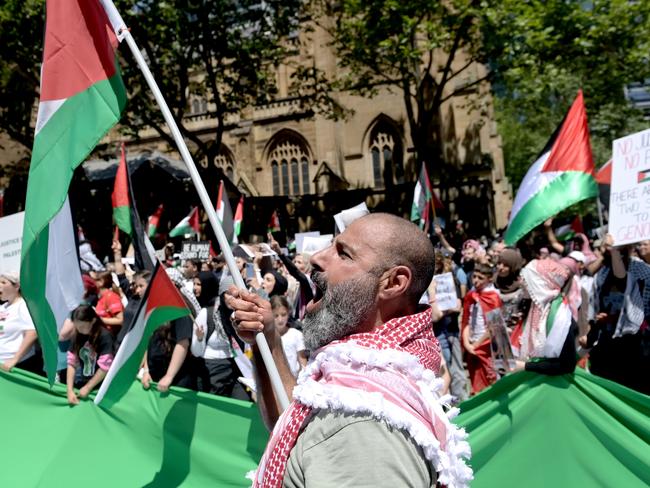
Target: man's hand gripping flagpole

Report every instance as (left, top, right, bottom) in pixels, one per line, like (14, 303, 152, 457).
(98, 0, 290, 410)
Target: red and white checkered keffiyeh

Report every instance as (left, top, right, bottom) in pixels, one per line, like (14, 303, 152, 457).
(252, 307, 473, 488)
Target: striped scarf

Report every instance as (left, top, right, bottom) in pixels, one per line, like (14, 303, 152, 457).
(252, 307, 473, 488)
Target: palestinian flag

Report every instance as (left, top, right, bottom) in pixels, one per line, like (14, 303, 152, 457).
(147, 204, 164, 238)
(95, 263, 190, 408)
(169, 207, 200, 237)
(504, 91, 597, 245)
(555, 216, 585, 242)
(20, 0, 127, 383)
(411, 163, 442, 228)
(595, 159, 612, 209)
(216, 180, 235, 243)
(268, 210, 281, 233)
(111, 143, 154, 271)
(112, 144, 131, 234)
(233, 196, 244, 244)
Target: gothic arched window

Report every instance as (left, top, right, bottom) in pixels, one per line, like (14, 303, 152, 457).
(368, 120, 403, 188)
(266, 133, 312, 195)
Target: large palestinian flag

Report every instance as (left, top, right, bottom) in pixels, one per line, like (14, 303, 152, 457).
(95, 264, 189, 408)
(20, 0, 127, 383)
(504, 91, 597, 245)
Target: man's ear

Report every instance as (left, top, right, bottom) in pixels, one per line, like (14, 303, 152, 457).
(377, 265, 411, 300)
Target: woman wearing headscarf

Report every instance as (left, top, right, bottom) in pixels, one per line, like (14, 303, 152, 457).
(495, 248, 528, 334)
(515, 258, 581, 375)
(191, 271, 249, 399)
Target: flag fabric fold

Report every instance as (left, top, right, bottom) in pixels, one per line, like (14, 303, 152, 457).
(112, 144, 131, 235)
(233, 196, 244, 244)
(504, 91, 598, 246)
(95, 263, 189, 408)
(147, 204, 164, 238)
(20, 0, 127, 383)
(268, 210, 281, 234)
(411, 163, 441, 229)
(169, 207, 200, 238)
(216, 180, 235, 244)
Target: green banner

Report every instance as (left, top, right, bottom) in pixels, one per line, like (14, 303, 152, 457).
(454, 368, 650, 488)
(0, 369, 267, 487)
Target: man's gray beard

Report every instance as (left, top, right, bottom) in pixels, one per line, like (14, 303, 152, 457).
(302, 272, 378, 351)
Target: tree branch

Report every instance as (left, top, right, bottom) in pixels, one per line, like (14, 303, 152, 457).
(440, 73, 491, 103)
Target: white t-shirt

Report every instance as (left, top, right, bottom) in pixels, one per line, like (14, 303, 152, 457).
(0, 298, 36, 363)
(190, 307, 232, 360)
(281, 327, 306, 378)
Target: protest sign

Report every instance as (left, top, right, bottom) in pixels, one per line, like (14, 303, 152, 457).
(433, 272, 458, 312)
(609, 128, 650, 245)
(0, 211, 24, 273)
(181, 241, 210, 261)
(302, 235, 332, 255)
(334, 202, 369, 233)
(295, 231, 320, 254)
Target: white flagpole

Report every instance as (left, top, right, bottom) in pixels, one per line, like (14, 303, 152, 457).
(100, 0, 290, 410)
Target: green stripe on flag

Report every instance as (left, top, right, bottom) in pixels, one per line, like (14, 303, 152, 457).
(19, 224, 59, 377)
(113, 205, 132, 235)
(504, 172, 597, 246)
(21, 74, 126, 384)
(23, 74, 126, 249)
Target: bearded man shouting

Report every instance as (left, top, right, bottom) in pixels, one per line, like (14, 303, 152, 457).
(226, 213, 471, 488)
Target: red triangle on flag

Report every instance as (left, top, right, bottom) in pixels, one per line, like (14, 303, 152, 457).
(542, 90, 594, 175)
(189, 207, 200, 234)
(595, 159, 612, 185)
(145, 266, 188, 315)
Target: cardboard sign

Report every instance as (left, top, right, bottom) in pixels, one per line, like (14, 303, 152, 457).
(181, 241, 210, 261)
(609, 128, 650, 245)
(334, 202, 369, 233)
(0, 212, 24, 273)
(432, 272, 458, 312)
(302, 235, 332, 255)
(295, 232, 320, 254)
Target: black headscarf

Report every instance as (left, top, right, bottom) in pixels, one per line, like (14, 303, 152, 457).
(197, 271, 220, 308)
(268, 271, 288, 297)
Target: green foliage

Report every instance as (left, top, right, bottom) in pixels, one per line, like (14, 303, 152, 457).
(0, 0, 43, 151)
(488, 0, 650, 189)
(113, 0, 303, 163)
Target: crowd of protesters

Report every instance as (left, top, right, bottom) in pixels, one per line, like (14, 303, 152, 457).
(0, 211, 648, 406)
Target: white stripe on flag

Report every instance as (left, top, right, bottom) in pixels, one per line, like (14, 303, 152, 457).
(509, 152, 560, 220)
(35, 99, 65, 135)
(44, 196, 84, 334)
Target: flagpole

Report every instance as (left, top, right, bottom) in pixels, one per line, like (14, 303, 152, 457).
(102, 3, 289, 410)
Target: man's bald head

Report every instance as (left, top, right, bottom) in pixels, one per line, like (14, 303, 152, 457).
(354, 213, 435, 304)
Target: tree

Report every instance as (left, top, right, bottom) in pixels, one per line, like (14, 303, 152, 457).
(488, 0, 650, 189)
(113, 0, 303, 167)
(0, 0, 309, 168)
(0, 0, 43, 152)
(308, 0, 650, 190)
(310, 0, 496, 184)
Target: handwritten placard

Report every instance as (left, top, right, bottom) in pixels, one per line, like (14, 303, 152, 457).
(610, 128, 650, 245)
(433, 272, 458, 312)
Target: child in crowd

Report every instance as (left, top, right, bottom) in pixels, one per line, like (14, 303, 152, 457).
(271, 296, 307, 378)
(66, 305, 114, 405)
(461, 263, 503, 395)
(94, 270, 124, 336)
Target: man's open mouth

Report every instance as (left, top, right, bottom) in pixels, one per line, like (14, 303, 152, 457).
(306, 275, 326, 313)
